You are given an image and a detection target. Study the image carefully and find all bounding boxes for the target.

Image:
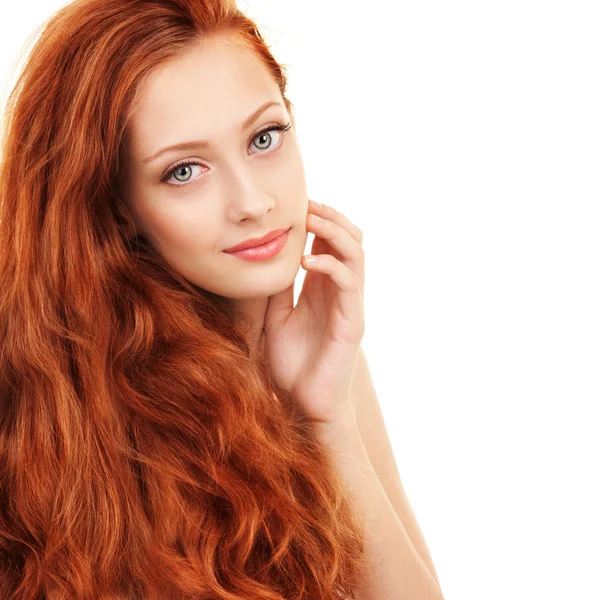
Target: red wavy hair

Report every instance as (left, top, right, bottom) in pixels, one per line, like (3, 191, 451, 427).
(0, 1, 371, 598)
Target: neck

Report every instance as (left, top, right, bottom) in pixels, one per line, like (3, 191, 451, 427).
(225, 296, 269, 363)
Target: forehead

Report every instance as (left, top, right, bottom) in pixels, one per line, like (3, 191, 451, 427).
(127, 36, 282, 156)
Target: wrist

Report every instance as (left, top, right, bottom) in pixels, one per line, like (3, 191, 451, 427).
(309, 406, 360, 446)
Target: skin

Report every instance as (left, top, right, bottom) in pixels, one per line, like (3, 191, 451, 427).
(119, 35, 443, 597)
(122, 34, 309, 359)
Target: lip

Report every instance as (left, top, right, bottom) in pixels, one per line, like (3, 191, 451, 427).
(224, 227, 290, 253)
(224, 228, 291, 261)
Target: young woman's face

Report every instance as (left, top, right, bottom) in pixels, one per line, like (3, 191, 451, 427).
(123, 35, 308, 301)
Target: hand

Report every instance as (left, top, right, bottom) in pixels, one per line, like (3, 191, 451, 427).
(263, 199, 365, 427)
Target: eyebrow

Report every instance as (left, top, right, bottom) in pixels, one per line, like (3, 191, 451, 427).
(141, 100, 284, 165)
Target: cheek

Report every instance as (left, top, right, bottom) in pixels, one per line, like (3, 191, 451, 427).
(145, 205, 220, 255)
(266, 152, 307, 214)
(278, 150, 305, 188)
(283, 159, 308, 211)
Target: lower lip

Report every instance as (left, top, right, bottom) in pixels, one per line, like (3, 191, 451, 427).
(225, 228, 291, 261)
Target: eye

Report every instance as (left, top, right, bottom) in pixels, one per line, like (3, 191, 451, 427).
(161, 161, 204, 186)
(250, 120, 292, 154)
(159, 119, 293, 187)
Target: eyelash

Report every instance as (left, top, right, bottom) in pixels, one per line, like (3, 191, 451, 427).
(159, 119, 293, 186)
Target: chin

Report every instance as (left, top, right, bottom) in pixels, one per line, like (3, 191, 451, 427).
(227, 263, 300, 300)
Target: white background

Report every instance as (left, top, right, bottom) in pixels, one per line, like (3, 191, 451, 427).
(1, 2, 599, 599)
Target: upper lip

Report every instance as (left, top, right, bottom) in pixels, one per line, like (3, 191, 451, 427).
(224, 227, 290, 253)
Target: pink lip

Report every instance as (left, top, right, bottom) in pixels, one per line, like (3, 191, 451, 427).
(224, 227, 290, 253)
(224, 228, 291, 261)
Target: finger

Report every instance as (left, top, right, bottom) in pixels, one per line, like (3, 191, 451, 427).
(301, 254, 364, 332)
(301, 254, 361, 293)
(306, 215, 366, 296)
(307, 214, 365, 292)
(307, 213, 364, 267)
(308, 199, 363, 245)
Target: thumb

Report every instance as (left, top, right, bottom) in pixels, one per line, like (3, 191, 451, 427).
(264, 281, 294, 332)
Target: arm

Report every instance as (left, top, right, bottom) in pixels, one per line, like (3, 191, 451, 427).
(312, 414, 444, 600)
(347, 346, 442, 588)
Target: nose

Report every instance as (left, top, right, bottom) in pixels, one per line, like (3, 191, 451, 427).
(224, 163, 275, 222)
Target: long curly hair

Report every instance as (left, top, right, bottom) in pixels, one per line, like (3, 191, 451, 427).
(0, 1, 371, 598)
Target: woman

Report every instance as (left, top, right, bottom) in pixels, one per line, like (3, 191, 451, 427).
(0, 0, 443, 598)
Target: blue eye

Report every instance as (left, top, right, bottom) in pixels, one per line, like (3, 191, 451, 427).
(160, 119, 293, 187)
(162, 162, 203, 186)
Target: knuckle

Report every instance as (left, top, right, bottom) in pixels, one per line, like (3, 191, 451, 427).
(323, 254, 335, 267)
(316, 215, 331, 231)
